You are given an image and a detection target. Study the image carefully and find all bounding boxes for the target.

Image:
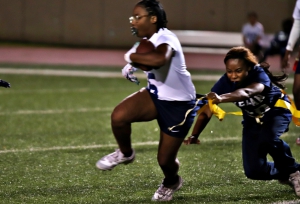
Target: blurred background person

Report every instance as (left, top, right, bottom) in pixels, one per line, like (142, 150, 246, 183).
(262, 18, 293, 67)
(242, 11, 265, 62)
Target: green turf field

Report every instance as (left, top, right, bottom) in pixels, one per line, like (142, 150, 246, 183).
(0, 66, 299, 204)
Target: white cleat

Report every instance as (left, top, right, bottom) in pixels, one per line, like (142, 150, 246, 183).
(151, 176, 183, 201)
(96, 149, 135, 171)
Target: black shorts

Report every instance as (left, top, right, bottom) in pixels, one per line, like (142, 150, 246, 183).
(147, 89, 205, 138)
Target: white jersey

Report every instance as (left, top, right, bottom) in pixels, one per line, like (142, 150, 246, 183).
(147, 28, 196, 101)
(293, 0, 300, 20)
(242, 22, 264, 44)
(286, 0, 300, 51)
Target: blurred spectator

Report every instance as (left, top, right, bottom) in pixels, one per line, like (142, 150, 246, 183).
(242, 11, 264, 61)
(262, 18, 294, 67)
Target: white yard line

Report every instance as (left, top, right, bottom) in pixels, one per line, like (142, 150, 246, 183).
(0, 107, 112, 115)
(0, 68, 294, 83)
(0, 68, 124, 78)
(0, 88, 91, 94)
(1, 133, 299, 154)
(270, 200, 300, 204)
(0, 137, 240, 154)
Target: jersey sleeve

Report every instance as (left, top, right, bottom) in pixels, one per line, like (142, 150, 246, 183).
(211, 74, 233, 95)
(250, 67, 271, 88)
(149, 34, 176, 50)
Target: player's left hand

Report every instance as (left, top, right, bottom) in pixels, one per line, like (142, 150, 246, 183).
(121, 64, 140, 85)
(0, 79, 11, 88)
(183, 136, 200, 145)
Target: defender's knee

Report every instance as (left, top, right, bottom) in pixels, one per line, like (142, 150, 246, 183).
(244, 167, 266, 180)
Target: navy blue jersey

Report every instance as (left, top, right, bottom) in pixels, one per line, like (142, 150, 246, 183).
(211, 65, 286, 119)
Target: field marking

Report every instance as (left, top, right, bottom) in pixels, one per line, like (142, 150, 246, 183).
(0, 137, 240, 154)
(0, 68, 220, 81)
(0, 68, 294, 83)
(270, 200, 300, 204)
(0, 107, 113, 115)
(2, 133, 299, 154)
(0, 88, 92, 94)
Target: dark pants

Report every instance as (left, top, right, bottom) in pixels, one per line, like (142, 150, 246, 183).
(242, 108, 300, 180)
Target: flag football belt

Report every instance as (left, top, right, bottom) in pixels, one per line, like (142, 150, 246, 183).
(207, 90, 300, 126)
(168, 91, 300, 131)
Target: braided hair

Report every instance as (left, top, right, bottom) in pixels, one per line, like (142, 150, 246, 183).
(136, 0, 168, 31)
(224, 46, 288, 89)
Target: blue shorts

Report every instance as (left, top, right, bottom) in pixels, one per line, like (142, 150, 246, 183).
(147, 89, 203, 138)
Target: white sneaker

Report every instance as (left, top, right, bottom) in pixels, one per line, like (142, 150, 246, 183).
(289, 171, 300, 196)
(96, 149, 135, 171)
(151, 176, 183, 201)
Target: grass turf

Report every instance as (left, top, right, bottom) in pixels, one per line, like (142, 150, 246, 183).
(0, 68, 299, 204)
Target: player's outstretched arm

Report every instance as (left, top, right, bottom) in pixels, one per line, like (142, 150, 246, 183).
(183, 104, 212, 145)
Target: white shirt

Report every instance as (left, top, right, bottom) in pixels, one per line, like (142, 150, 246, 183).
(293, 0, 300, 20)
(147, 28, 196, 101)
(242, 22, 264, 44)
(286, 0, 300, 51)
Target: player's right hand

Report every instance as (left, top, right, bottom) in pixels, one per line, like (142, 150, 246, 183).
(121, 64, 140, 85)
(0, 79, 10, 88)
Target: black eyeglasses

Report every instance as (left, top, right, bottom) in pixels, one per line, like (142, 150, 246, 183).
(129, 15, 149, 23)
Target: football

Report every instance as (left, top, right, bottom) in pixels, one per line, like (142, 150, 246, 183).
(134, 39, 155, 71)
(136, 39, 155, 53)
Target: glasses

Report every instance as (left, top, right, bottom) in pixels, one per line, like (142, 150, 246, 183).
(129, 15, 149, 23)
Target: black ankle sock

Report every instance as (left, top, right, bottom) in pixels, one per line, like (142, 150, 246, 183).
(163, 175, 179, 186)
(123, 150, 133, 157)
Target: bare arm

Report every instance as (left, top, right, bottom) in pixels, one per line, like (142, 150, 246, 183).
(282, 19, 300, 68)
(190, 105, 212, 137)
(207, 82, 265, 104)
(129, 43, 173, 70)
(183, 102, 213, 144)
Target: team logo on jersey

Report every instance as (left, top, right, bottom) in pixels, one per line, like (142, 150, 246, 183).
(234, 94, 271, 116)
(234, 95, 265, 108)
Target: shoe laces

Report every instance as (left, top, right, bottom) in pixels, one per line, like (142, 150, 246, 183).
(156, 184, 174, 197)
(106, 149, 123, 162)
